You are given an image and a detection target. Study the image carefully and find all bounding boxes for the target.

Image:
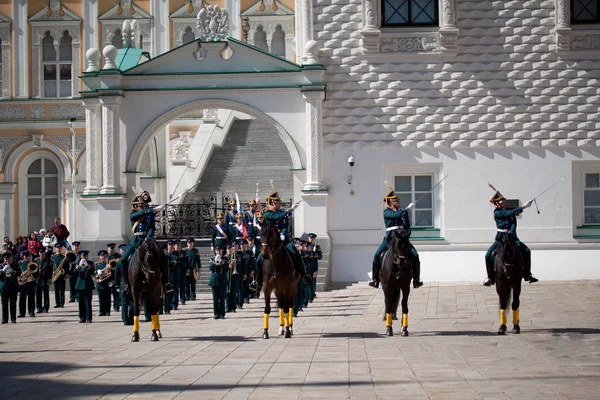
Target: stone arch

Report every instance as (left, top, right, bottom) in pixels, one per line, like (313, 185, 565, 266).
(127, 99, 303, 172)
(4, 140, 71, 182)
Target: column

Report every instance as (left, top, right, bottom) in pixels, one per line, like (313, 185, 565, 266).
(300, 0, 314, 62)
(12, 0, 28, 98)
(100, 96, 123, 194)
(226, 0, 240, 41)
(83, 99, 103, 195)
(439, 0, 459, 52)
(555, 0, 571, 52)
(302, 90, 325, 190)
(82, 0, 99, 53)
(151, 0, 169, 57)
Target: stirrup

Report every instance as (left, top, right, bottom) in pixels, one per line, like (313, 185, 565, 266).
(165, 283, 174, 293)
(413, 279, 423, 289)
(526, 275, 538, 283)
(483, 278, 493, 287)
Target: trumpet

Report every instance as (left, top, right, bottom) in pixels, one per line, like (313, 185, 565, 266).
(18, 262, 39, 286)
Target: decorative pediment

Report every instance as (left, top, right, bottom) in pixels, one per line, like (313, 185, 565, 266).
(170, 0, 204, 19)
(123, 39, 301, 75)
(99, 1, 152, 21)
(0, 12, 10, 44)
(242, 0, 294, 17)
(29, 1, 82, 22)
(0, 12, 11, 24)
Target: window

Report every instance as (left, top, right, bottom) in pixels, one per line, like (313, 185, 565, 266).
(572, 0, 600, 24)
(394, 175, 433, 227)
(27, 158, 59, 234)
(182, 27, 195, 44)
(111, 29, 123, 49)
(584, 173, 600, 224)
(42, 30, 72, 98)
(382, 0, 439, 27)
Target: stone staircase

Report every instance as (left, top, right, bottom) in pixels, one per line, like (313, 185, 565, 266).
(185, 118, 294, 203)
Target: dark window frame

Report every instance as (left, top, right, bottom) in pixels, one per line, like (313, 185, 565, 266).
(382, 0, 439, 28)
(571, 0, 600, 24)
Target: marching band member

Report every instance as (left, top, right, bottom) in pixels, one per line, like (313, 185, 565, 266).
(240, 239, 254, 305)
(51, 243, 67, 308)
(68, 241, 81, 302)
(235, 240, 247, 310)
(18, 251, 36, 318)
(107, 243, 120, 312)
(225, 243, 239, 313)
(75, 250, 94, 323)
(307, 233, 321, 301)
(95, 250, 112, 316)
(1, 251, 21, 323)
(35, 247, 53, 313)
(185, 238, 201, 301)
(208, 245, 228, 319)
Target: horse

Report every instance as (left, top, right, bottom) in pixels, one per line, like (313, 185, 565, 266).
(494, 232, 524, 335)
(129, 237, 164, 342)
(260, 222, 299, 339)
(380, 228, 414, 337)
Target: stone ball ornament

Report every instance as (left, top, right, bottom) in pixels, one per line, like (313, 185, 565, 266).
(85, 48, 101, 72)
(102, 45, 119, 70)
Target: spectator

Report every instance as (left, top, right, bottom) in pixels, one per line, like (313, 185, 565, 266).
(42, 229, 57, 250)
(16, 236, 27, 259)
(52, 217, 71, 249)
(3, 236, 15, 255)
(27, 232, 41, 255)
(38, 229, 47, 242)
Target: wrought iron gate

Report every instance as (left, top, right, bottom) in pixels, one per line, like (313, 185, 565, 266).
(154, 193, 293, 240)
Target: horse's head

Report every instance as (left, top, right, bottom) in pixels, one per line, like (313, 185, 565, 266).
(390, 228, 412, 268)
(261, 222, 281, 259)
(134, 238, 162, 282)
(496, 233, 522, 278)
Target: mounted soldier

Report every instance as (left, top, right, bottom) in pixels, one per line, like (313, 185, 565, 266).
(484, 190, 538, 286)
(369, 190, 423, 289)
(263, 188, 311, 285)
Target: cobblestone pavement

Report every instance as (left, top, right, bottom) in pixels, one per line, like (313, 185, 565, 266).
(0, 281, 599, 399)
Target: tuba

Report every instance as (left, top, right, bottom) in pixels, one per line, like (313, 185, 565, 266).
(96, 264, 113, 284)
(18, 262, 39, 286)
(51, 251, 76, 283)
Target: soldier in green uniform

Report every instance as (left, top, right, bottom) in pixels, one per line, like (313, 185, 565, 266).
(18, 251, 37, 318)
(185, 238, 201, 301)
(249, 211, 265, 297)
(208, 245, 228, 319)
(160, 242, 173, 315)
(175, 240, 188, 305)
(235, 240, 247, 309)
(114, 250, 133, 325)
(225, 243, 240, 313)
(240, 239, 255, 304)
(301, 240, 313, 307)
(107, 243, 120, 312)
(307, 233, 321, 302)
(225, 199, 238, 227)
(247, 237, 261, 298)
(211, 213, 230, 253)
(484, 191, 538, 286)
(35, 247, 53, 313)
(369, 190, 423, 289)
(263, 191, 312, 285)
(292, 239, 305, 317)
(95, 250, 111, 316)
(51, 243, 67, 308)
(68, 241, 81, 302)
(74, 250, 94, 323)
(1, 251, 21, 323)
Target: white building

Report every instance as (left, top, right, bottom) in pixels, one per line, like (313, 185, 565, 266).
(0, 0, 599, 288)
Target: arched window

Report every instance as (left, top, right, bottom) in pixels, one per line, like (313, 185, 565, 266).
(253, 26, 268, 51)
(27, 158, 59, 234)
(42, 30, 73, 97)
(182, 27, 195, 44)
(112, 29, 124, 49)
(271, 25, 286, 57)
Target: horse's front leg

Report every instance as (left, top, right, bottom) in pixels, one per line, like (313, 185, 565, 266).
(262, 281, 271, 339)
(496, 281, 509, 335)
(132, 295, 140, 342)
(400, 285, 410, 337)
(512, 283, 521, 334)
(383, 285, 394, 337)
(150, 299, 160, 342)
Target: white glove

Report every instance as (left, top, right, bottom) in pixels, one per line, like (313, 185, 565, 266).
(290, 202, 300, 211)
(210, 246, 214, 253)
(154, 204, 166, 213)
(406, 202, 416, 211)
(523, 200, 533, 209)
(280, 234, 286, 241)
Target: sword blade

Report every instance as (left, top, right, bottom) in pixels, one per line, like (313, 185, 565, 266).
(415, 175, 449, 204)
(532, 178, 563, 200)
(167, 181, 202, 205)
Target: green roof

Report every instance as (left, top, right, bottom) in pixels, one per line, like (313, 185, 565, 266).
(116, 48, 145, 71)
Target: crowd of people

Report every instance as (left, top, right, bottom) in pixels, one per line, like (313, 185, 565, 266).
(2, 217, 71, 263)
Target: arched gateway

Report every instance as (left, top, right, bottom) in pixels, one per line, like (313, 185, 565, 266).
(79, 37, 330, 288)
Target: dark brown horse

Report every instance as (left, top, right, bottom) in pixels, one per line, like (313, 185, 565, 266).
(129, 237, 164, 342)
(260, 223, 299, 339)
(495, 233, 523, 335)
(381, 228, 414, 337)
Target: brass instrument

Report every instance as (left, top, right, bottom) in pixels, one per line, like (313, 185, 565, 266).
(96, 264, 113, 284)
(51, 251, 76, 283)
(227, 252, 237, 294)
(18, 262, 39, 286)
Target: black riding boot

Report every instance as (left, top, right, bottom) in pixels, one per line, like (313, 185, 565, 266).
(412, 259, 423, 288)
(522, 260, 538, 283)
(483, 258, 495, 286)
(368, 261, 380, 288)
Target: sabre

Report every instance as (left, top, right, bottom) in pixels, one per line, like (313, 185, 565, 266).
(530, 177, 564, 215)
(297, 180, 335, 204)
(414, 175, 450, 204)
(166, 181, 202, 206)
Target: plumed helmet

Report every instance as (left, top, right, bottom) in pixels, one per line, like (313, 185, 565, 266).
(266, 191, 280, 205)
(383, 190, 399, 204)
(490, 191, 505, 204)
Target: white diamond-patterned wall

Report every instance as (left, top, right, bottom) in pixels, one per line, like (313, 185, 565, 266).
(315, 0, 600, 148)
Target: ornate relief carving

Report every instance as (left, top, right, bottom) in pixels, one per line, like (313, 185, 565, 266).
(0, 17, 9, 98)
(302, 91, 325, 187)
(52, 136, 86, 157)
(31, 106, 45, 119)
(556, 0, 569, 26)
(52, 105, 86, 119)
(441, 0, 455, 26)
(572, 34, 600, 49)
(202, 109, 219, 119)
(554, 0, 572, 52)
(129, 99, 303, 172)
(100, 2, 152, 54)
(381, 37, 439, 53)
(171, 140, 188, 160)
(196, 5, 230, 41)
(139, 146, 152, 175)
(84, 102, 102, 193)
(0, 106, 26, 120)
(0, 138, 23, 171)
(101, 100, 121, 191)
